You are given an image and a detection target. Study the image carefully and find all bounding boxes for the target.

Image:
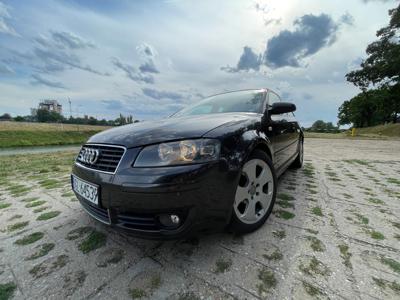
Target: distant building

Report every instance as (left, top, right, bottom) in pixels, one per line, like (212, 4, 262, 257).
(31, 100, 62, 116)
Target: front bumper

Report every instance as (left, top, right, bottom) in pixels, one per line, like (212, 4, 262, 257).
(71, 147, 240, 239)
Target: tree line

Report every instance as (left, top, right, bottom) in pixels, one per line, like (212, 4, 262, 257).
(0, 110, 138, 126)
(338, 4, 399, 128)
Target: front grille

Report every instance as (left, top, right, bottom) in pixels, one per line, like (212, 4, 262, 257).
(76, 144, 125, 173)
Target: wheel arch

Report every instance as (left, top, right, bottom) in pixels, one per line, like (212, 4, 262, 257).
(242, 131, 274, 166)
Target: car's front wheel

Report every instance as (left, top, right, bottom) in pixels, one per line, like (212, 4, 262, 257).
(230, 149, 277, 233)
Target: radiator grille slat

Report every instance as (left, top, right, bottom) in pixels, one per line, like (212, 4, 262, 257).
(76, 144, 125, 173)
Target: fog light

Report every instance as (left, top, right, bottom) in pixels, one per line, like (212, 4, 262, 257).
(170, 214, 180, 224)
(159, 214, 181, 228)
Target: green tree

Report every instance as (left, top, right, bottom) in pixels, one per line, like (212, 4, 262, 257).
(14, 116, 25, 122)
(36, 109, 64, 123)
(345, 4, 400, 124)
(0, 113, 12, 120)
(338, 88, 393, 127)
(310, 120, 326, 132)
(309, 120, 338, 132)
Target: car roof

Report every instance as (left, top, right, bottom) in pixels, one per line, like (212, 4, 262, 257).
(205, 88, 280, 99)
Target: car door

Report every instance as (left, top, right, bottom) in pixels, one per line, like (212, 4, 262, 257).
(266, 92, 292, 170)
(286, 112, 301, 159)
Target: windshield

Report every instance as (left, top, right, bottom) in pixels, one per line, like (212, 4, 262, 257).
(173, 90, 265, 117)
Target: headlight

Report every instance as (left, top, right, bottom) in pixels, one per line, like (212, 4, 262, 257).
(134, 139, 221, 167)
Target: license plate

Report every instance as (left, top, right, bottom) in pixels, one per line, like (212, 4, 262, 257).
(72, 175, 99, 205)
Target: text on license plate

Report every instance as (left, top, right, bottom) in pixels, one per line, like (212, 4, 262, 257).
(72, 175, 99, 205)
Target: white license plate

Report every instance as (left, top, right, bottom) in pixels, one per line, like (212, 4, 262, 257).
(72, 175, 99, 205)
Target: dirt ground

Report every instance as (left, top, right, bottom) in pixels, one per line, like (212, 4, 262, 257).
(0, 138, 399, 300)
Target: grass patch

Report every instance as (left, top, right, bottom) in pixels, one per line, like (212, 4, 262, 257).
(25, 243, 55, 260)
(325, 171, 337, 177)
(33, 206, 49, 213)
(129, 288, 146, 299)
(372, 277, 400, 293)
(66, 226, 93, 240)
(276, 200, 295, 209)
(387, 177, 400, 185)
(61, 191, 74, 198)
(7, 221, 29, 232)
(257, 268, 277, 295)
(354, 213, 369, 225)
(390, 281, 400, 293)
(363, 191, 376, 196)
(381, 257, 400, 274)
(311, 206, 323, 217)
(29, 254, 69, 279)
(38, 179, 62, 189)
(78, 230, 107, 254)
(305, 236, 325, 252)
(20, 197, 39, 202)
(391, 222, 400, 230)
(0, 282, 17, 300)
(272, 230, 286, 239)
(6, 184, 31, 196)
(372, 277, 386, 288)
(302, 281, 323, 297)
(329, 177, 342, 182)
(308, 189, 318, 195)
(299, 256, 330, 277)
(36, 211, 61, 221)
(25, 200, 46, 208)
(276, 193, 295, 208)
(263, 249, 283, 261)
(344, 159, 370, 166)
(274, 209, 295, 220)
(369, 230, 385, 240)
(0, 203, 11, 209)
(305, 183, 317, 189)
(0, 151, 76, 179)
(176, 292, 201, 300)
(305, 229, 318, 235)
(338, 244, 352, 269)
(214, 258, 232, 274)
(0, 130, 101, 148)
(367, 198, 385, 205)
(277, 193, 294, 201)
(97, 248, 125, 268)
(14, 232, 44, 245)
(150, 273, 161, 290)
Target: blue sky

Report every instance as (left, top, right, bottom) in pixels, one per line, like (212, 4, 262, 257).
(0, 0, 397, 126)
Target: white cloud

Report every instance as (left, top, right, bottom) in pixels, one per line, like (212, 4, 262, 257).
(0, 1, 18, 36)
(0, 0, 396, 124)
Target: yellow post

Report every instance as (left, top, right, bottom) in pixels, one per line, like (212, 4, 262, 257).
(351, 128, 356, 137)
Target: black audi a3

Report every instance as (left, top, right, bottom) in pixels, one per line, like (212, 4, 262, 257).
(71, 89, 303, 239)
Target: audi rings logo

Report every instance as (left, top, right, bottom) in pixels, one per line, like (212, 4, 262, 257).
(78, 148, 100, 165)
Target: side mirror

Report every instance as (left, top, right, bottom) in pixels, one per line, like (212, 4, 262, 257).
(269, 102, 296, 115)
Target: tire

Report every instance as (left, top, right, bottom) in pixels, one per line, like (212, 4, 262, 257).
(291, 138, 303, 169)
(229, 149, 277, 234)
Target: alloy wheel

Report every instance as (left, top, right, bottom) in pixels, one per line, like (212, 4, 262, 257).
(234, 159, 274, 224)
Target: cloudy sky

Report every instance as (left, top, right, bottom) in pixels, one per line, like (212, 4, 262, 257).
(0, 0, 397, 126)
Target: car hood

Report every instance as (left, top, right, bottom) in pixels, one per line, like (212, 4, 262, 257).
(87, 113, 258, 148)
